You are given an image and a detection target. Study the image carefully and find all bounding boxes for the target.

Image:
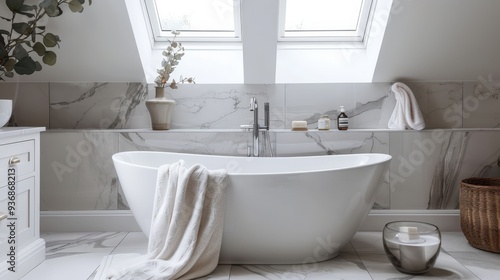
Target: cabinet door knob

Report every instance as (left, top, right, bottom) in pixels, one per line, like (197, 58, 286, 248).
(0, 213, 7, 221)
(9, 157, 20, 166)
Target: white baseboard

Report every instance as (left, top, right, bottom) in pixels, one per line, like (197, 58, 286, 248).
(0, 238, 45, 280)
(361, 209, 461, 231)
(41, 209, 461, 232)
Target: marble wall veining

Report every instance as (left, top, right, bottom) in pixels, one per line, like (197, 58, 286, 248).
(49, 83, 149, 129)
(1, 80, 500, 213)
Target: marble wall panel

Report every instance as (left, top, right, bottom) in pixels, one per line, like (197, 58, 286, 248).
(0, 81, 485, 131)
(119, 131, 251, 156)
(49, 83, 149, 129)
(351, 83, 393, 129)
(0, 82, 49, 127)
(163, 84, 286, 129)
(275, 131, 388, 156)
(463, 80, 500, 128)
(405, 82, 463, 129)
(389, 130, 500, 210)
(40, 132, 121, 210)
(457, 131, 500, 179)
(285, 84, 356, 129)
(390, 131, 451, 209)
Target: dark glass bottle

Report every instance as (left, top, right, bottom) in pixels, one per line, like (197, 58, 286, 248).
(337, 106, 348, 131)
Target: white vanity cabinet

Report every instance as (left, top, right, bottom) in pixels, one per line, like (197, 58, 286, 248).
(0, 128, 45, 280)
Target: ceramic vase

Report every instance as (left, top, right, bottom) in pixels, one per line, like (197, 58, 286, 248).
(146, 87, 176, 130)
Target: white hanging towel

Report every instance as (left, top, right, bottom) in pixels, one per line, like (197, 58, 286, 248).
(108, 160, 227, 280)
(388, 82, 426, 130)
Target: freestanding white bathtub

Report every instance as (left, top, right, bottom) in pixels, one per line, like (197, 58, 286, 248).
(112, 151, 391, 264)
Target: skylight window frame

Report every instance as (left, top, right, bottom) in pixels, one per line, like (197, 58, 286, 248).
(277, 0, 376, 43)
(143, 0, 242, 42)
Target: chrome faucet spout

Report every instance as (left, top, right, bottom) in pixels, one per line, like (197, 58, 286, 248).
(241, 98, 273, 157)
(250, 97, 259, 157)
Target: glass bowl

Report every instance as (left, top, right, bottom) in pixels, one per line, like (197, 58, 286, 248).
(383, 221, 441, 274)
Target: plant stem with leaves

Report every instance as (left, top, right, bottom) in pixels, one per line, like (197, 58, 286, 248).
(155, 31, 195, 89)
(0, 0, 91, 80)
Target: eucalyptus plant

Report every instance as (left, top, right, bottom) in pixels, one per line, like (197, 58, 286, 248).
(155, 31, 195, 89)
(0, 0, 91, 81)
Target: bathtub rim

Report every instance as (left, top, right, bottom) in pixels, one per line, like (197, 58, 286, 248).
(112, 151, 392, 176)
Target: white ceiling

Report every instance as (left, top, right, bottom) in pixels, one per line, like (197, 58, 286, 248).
(3, 0, 500, 83)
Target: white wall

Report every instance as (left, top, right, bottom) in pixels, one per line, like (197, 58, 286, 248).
(373, 0, 500, 82)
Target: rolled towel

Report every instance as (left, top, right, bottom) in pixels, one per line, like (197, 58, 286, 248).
(388, 82, 426, 130)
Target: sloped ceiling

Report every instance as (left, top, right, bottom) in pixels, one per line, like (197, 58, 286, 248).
(373, 0, 500, 82)
(3, 0, 500, 83)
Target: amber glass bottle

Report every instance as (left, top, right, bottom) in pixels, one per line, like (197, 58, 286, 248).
(337, 106, 348, 131)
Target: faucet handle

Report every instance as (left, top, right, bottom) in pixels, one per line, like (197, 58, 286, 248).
(250, 97, 257, 111)
(240, 124, 252, 131)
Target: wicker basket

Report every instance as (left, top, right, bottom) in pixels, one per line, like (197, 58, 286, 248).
(460, 178, 500, 253)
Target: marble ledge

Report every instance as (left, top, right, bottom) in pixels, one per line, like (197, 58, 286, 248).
(0, 126, 46, 139)
(39, 128, 500, 134)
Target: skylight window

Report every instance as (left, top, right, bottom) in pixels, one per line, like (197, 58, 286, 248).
(144, 0, 241, 41)
(279, 0, 375, 42)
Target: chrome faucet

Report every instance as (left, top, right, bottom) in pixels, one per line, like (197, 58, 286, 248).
(241, 97, 270, 157)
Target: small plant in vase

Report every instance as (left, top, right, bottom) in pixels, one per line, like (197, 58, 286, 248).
(146, 31, 195, 130)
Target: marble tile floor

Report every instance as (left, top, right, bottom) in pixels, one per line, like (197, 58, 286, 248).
(19, 231, 500, 280)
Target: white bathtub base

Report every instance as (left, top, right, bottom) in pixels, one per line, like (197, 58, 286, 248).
(112, 152, 391, 264)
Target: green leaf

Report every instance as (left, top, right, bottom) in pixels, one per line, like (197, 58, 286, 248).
(43, 33, 59, 47)
(12, 44, 29, 60)
(17, 4, 36, 17)
(4, 59, 16, 71)
(69, 0, 84, 13)
(78, 0, 92, 5)
(12, 22, 31, 35)
(19, 4, 36, 12)
(6, 0, 25, 13)
(14, 56, 37, 75)
(7, 0, 36, 17)
(33, 42, 46, 56)
(42, 51, 56, 65)
(0, 46, 7, 60)
(40, 0, 63, 17)
(35, 61, 42, 71)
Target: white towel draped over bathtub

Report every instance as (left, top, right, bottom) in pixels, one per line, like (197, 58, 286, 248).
(388, 82, 426, 130)
(108, 160, 227, 280)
